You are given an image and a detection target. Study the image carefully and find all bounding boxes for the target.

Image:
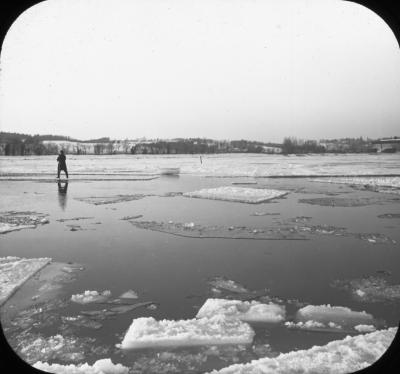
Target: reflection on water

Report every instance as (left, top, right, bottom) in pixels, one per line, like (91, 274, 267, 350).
(57, 182, 68, 210)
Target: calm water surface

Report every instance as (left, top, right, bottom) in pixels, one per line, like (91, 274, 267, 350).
(1, 154, 399, 372)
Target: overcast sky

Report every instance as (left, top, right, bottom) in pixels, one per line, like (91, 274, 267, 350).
(0, 0, 399, 142)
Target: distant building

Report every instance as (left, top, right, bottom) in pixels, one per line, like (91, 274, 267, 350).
(372, 137, 400, 153)
(261, 145, 282, 154)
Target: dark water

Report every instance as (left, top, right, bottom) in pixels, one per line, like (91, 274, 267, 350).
(1, 175, 399, 372)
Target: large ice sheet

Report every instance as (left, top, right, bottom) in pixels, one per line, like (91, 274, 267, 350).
(206, 327, 397, 374)
(196, 299, 286, 323)
(33, 359, 129, 374)
(119, 315, 255, 349)
(183, 187, 288, 204)
(0, 256, 52, 305)
(2, 154, 400, 177)
(296, 304, 374, 327)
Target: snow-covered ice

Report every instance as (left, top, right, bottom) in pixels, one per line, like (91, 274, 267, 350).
(296, 304, 374, 328)
(183, 187, 289, 204)
(355, 324, 377, 333)
(196, 299, 286, 323)
(119, 289, 138, 299)
(0, 256, 52, 305)
(312, 176, 400, 189)
(33, 359, 129, 374)
(119, 315, 255, 349)
(206, 327, 396, 374)
(71, 290, 111, 304)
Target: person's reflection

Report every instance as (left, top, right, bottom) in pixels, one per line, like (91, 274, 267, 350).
(58, 182, 68, 210)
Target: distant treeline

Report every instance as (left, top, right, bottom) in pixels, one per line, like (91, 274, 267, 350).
(0, 131, 383, 156)
(281, 136, 376, 154)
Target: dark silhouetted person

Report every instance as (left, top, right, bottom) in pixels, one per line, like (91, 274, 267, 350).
(57, 181, 68, 210)
(57, 150, 68, 179)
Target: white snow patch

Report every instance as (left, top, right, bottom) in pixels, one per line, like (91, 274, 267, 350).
(297, 304, 374, 326)
(206, 328, 397, 374)
(196, 299, 286, 323)
(33, 359, 129, 374)
(355, 324, 377, 333)
(119, 315, 255, 349)
(183, 187, 288, 204)
(71, 290, 111, 304)
(0, 256, 52, 305)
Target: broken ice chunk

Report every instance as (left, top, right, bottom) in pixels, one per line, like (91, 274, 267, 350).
(208, 277, 249, 294)
(206, 328, 397, 374)
(119, 290, 139, 299)
(71, 290, 111, 304)
(355, 324, 376, 333)
(296, 304, 374, 329)
(33, 358, 129, 374)
(183, 187, 289, 204)
(119, 315, 255, 349)
(196, 299, 286, 323)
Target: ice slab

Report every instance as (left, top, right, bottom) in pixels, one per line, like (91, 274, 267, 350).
(285, 320, 343, 332)
(130, 220, 306, 240)
(206, 328, 397, 374)
(0, 256, 52, 305)
(119, 289, 139, 299)
(75, 194, 149, 205)
(196, 299, 286, 323)
(183, 187, 289, 204)
(119, 315, 255, 349)
(299, 196, 395, 207)
(71, 290, 111, 304)
(33, 359, 129, 374)
(355, 324, 377, 333)
(296, 304, 374, 329)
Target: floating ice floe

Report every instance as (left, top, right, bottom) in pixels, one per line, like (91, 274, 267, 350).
(298, 196, 393, 207)
(33, 359, 129, 374)
(378, 213, 400, 219)
(119, 289, 139, 299)
(0, 256, 52, 305)
(75, 194, 149, 205)
(355, 324, 377, 333)
(332, 276, 400, 302)
(71, 290, 111, 304)
(206, 327, 397, 374)
(130, 221, 306, 240)
(295, 304, 375, 330)
(57, 216, 95, 222)
(208, 277, 250, 294)
(61, 315, 103, 330)
(118, 315, 255, 349)
(196, 299, 286, 323)
(285, 320, 343, 332)
(0, 211, 49, 234)
(183, 187, 289, 204)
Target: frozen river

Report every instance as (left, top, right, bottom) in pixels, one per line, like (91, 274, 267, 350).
(0, 154, 399, 373)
